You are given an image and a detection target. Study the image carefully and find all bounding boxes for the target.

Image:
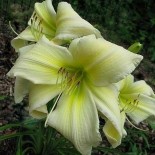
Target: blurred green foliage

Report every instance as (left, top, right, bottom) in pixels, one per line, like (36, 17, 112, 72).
(1, 0, 155, 60)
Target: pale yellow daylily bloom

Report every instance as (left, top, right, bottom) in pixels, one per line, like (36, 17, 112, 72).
(11, 0, 56, 51)
(8, 35, 143, 155)
(11, 0, 102, 51)
(116, 74, 155, 124)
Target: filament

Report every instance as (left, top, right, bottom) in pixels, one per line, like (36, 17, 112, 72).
(56, 67, 83, 95)
(126, 116, 148, 131)
(45, 92, 62, 127)
(30, 12, 43, 41)
(120, 94, 140, 113)
(9, 21, 19, 35)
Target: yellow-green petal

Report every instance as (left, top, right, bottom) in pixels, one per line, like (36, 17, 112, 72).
(90, 85, 123, 147)
(47, 82, 101, 155)
(29, 84, 61, 119)
(30, 105, 48, 119)
(14, 77, 31, 103)
(53, 2, 101, 44)
(117, 75, 154, 96)
(35, 0, 56, 27)
(8, 36, 72, 84)
(11, 27, 35, 52)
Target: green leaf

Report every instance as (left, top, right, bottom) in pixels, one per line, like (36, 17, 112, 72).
(0, 123, 21, 131)
(0, 131, 34, 141)
(16, 137, 23, 155)
(22, 146, 36, 155)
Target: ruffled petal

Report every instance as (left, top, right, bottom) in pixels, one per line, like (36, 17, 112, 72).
(90, 85, 123, 147)
(29, 84, 61, 119)
(69, 35, 143, 86)
(8, 36, 72, 84)
(47, 82, 101, 155)
(14, 77, 31, 103)
(53, 2, 101, 44)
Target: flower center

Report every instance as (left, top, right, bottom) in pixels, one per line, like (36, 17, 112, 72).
(57, 67, 84, 94)
(119, 94, 140, 113)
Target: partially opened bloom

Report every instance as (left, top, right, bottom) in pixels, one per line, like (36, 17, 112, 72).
(11, 0, 56, 51)
(8, 35, 143, 155)
(116, 74, 155, 125)
(11, 0, 101, 51)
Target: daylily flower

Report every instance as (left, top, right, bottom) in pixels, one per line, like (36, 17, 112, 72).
(115, 74, 155, 125)
(11, 0, 101, 51)
(8, 35, 143, 155)
(11, 0, 56, 51)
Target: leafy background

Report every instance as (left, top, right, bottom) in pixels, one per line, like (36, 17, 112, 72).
(0, 0, 155, 155)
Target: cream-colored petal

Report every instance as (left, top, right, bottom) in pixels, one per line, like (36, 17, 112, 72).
(47, 82, 101, 155)
(30, 105, 47, 119)
(29, 84, 61, 119)
(33, 0, 56, 35)
(90, 85, 123, 147)
(11, 27, 35, 52)
(69, 35, 143, 86)
(35, 0, 56, 26)
(14, 77, 31, 103)
(115, 74, 134, 91)
(120, 111, 127, 137)
(46, 0, 56, 18)
(53, 2, 101, 44)
(103, 121, 121, 148)
(18, 44, 35, 56)
(118, 75, 154, 96)
(124, 81, 154, 96)
(8, 36, 72, 84)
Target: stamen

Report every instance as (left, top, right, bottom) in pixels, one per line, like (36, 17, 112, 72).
(56, 67, 63, 85)
(120, 94, 140, 113)
(32, 12, 36, 18)
(126, 116, 148, 131)
(30, 12, 43, 41)
(45, 92, 62, 127)
(66, 70, 83, 94)
(9, 21, 19, 36)
(56, 67, 84, 95)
